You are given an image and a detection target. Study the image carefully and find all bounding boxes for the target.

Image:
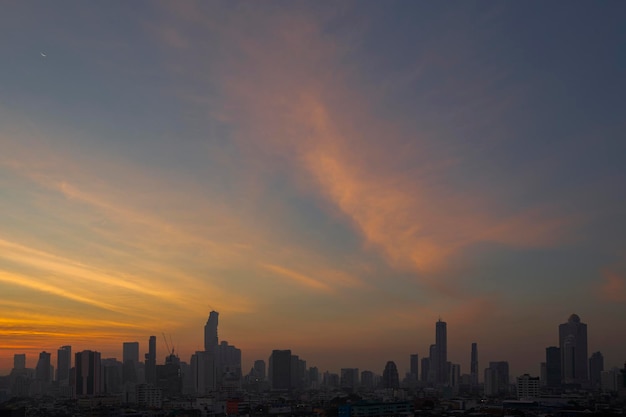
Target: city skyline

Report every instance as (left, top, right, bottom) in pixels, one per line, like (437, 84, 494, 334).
(1, 2, 626, 381)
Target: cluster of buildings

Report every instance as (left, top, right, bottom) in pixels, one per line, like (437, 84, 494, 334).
(1, 313, 625, 416)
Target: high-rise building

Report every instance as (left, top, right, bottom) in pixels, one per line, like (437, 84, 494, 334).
(145, 336, 157, 385)
(559, 314, 588, 384)
(382, 361, 400, 389)
(421, 357, 430, 383)
(589, 351, 604, 388)
(340, 368, 359, 392)
(361, 370, 374, 390)
(36, 351, 51, 382)
(484, 361, 509, 396)
(123, 342, 140, 384)
(57, 346, 71, 385)
(470, 343, 478, 386)
(270, 350, 292, 391)
(434, 319, 448, 385)
(75, 350, 102, 396)
(410, 354, 419, 379)
(546, 346, 561, 388)
(13, 354, 26, 370)
(204, 311, 219, 353)
(516, 374, 540, 399)
(190, 351, 216, 395)
(253, 360, 266, 380)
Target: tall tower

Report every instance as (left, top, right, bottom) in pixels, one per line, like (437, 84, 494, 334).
(36, 351, 51, 382)
(145, 336, 157, 385)
(435, 319, 448, 385)
(75, 350, 102, 396)
(470, 343, 478, 386)
(204, 311, 219, 353)
(558, 314, 588, 384)
(57, 346, 72, 386)
(410, 354, 419, 378)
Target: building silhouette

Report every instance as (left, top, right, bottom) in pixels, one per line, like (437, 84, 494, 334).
(434, 319, 448, 385)
(589, 351, 604, 388)
(56, 346, 71, 386)
(559, 314, 588, 384)
(204, 311, 219, 353)
(516, 374, 540, 399)
(270, 350, 291, 391)
(35, 352, 51, 383)
(145, 336, 157, 385)
(546, 346, 561, 388)
(122, 342, 139, 384)
(382, 361, 399, 389)
(75, 350, 102, 396)
(410, 354, 419, 379)
(484, 361, 509, 396)
(470, 343, 478, 386)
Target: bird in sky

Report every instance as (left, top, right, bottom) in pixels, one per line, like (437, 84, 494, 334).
(40, 52, 47, 57)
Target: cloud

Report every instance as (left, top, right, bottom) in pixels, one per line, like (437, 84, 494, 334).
(599, 270, 626, 302)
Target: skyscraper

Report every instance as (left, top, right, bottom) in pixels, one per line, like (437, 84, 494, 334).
(559, 314, 588, 384)
(75, 350, 102, 396)
(123, 342, 139, 384)
(145, 335, 157, 385)
(434, 319, 448, 385)
(57, 346, 71, 386)
(35, 351, 51, 382)
(589, 351, 604, 388)
(270, 350, 292, 391)
(546, 346, 561, 388)
(13, 354, 26, 370)
(410, 354, 419, 379)
(470, 343, 478, 386)
(382, 361, 400, 389)
(204, 311, 219, 353)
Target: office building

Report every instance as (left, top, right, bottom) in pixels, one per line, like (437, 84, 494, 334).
(57, 346, 71, 386)
(190, 350, 216, 395)
(559, 314, 588, 384)
(484, 361, 509, 396)
(470, 343, 478, 386)
(421, 357, 430, 383)
(516, 374, 540, 399)
(204, 311, 219, 353)
(589, 351, 604, 388)
(145, 336, 157, 385)
(434, 319, 448, 385)
(75, 350, 102, 396)
(253, 360, 266, 381)
(546, 346, 561, 388)
(382, 361, 399, 389)
(270, 350, 291, 391)
(410, 354, 419, 379)
(13, 354, 26, 370)
(35, 351, 51, 383)
(340, 368, 359, 392)
(123, 342, 140, 384)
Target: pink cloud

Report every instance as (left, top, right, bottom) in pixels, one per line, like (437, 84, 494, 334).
(599, 270, 626, 302)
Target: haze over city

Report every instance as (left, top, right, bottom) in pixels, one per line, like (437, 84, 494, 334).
(1, 1, 625, 381)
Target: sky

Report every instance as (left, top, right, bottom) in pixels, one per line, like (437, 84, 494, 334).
(1, 1, 626, 379)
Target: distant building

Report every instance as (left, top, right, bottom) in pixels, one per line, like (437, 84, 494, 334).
(420, 357, 430, 383)
(559, 314, 588, 384)
(204, 311, 219, 353)
(434, 320, 448, 385)
(340, 368, 359, 392)
(589, 351, 604, 388)
(56, 346, 71, 386)
(361, 370, 374, 390)
(75, 350, 102, 396)
(137, 383, 162, 408)
(270, 350, 291, 391)
(382, 361, 399, 389)
(145, 336, 157, 385)
(123, 342, 140, 384)
(484, 361, 509, 396)
(546, 347, 561, 388)
(253, 360, 266, 380)
(410, 354, 419, 379)
(13, 354, 26, 370)
(35, 352, 51, 383)
(516, 374, 540, 399)
(190, 350, 216, 395)
(470, 343, 479, 386)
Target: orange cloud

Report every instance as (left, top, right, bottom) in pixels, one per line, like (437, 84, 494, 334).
(599, 270, 626, 302)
